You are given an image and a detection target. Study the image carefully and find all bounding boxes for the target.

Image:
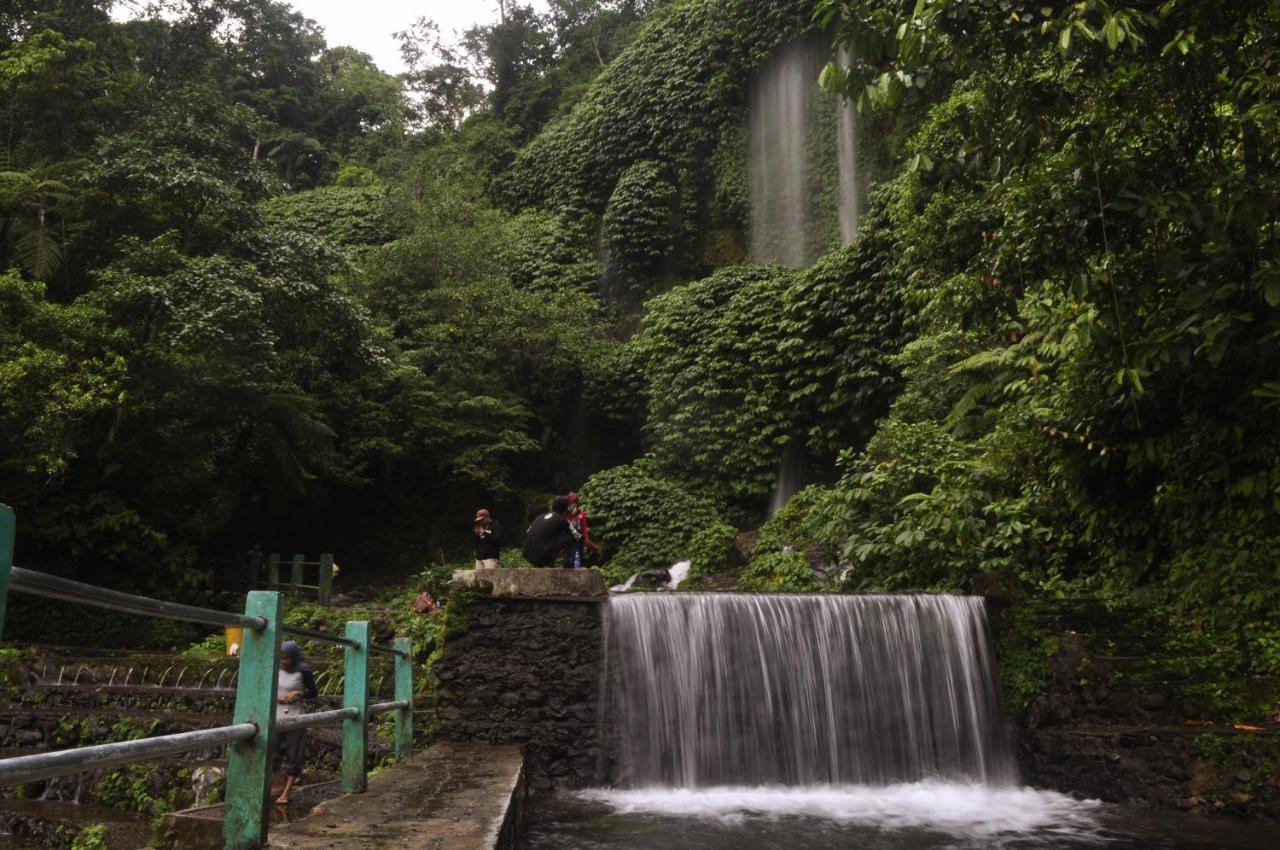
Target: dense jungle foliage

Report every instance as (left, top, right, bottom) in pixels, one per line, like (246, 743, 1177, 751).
(0, 0, 656, 605)
(3, 0, 1279, 692)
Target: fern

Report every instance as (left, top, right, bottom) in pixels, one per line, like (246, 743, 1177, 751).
(13, 223, 65, 280)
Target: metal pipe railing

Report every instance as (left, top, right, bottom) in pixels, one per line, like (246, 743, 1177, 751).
(282, 624, 360, 649)
(275, 707, 359, 733)
(7, 567, 268, 631)
(0, 506, 414, 850)
(0, 723, 257, 787)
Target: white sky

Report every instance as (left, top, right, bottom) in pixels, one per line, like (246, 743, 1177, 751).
(113, 1, 551, 74)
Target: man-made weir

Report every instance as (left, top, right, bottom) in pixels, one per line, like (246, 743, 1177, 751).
(604, 593, 1014, 788)
(418, 571, 1280, 848)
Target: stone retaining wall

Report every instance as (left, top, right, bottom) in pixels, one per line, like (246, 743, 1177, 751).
(431, 591, 607, 793)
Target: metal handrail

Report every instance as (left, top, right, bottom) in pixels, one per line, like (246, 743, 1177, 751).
(8, 567, 268, 631)
(11, 566, 383, 652)
(0, 723, 257, 786)
(276, 707, 359, 733)
(282, 624, 360, 649)
(0, 526, 415, 850)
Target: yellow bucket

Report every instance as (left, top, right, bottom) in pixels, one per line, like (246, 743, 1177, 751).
(225, 626, 244, 657)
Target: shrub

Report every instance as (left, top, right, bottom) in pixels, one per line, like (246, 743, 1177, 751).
(71, 825, 108, 850)
(754, 484, 837, 556)
(737, 550, 819, 592)
(259, 185, 395, 249)
(504, 209, 601, 293)
(602, 160, 679, 276)
(579, 458, 724, 576)
(687, 521, 738, 574)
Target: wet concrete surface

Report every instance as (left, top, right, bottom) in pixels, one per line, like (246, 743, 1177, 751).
(267, 742, 525, 850)
(156, 781, 343, 849)
(451, 568, 606, 599)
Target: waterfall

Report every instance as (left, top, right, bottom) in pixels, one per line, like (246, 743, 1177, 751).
(835, 48, 861, 244)
(748, 39, 818, 267)
(748, 37, 863, 266)
(604, 593, 1015, 789)
(767, 441, 806, 518)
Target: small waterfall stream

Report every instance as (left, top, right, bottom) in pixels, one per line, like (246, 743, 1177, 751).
(767, 441, 806, 518)
(835, 48, 862, 244)
(603, 593, 1014, 788)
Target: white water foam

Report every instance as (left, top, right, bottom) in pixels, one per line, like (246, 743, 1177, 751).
(610, 561, 693, 593)
(610, 573, 639, 593)
(578, 784, 1104, 840)
(666, 560, 691, 590)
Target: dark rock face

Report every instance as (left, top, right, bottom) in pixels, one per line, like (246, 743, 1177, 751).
(431, 597, 607, 793)
(1007, 610, 1280, 818)
(731, 531, 758, 566)
(1021, 727, 1280, 818)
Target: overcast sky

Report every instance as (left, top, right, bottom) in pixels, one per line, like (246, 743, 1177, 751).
(114, 1, 550, 74)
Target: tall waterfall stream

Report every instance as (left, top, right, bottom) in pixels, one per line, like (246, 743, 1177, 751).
(748, 36, 862, 267)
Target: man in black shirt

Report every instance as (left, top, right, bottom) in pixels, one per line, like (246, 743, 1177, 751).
(523, 497, 575, 567)
(473, 509, 502, 569)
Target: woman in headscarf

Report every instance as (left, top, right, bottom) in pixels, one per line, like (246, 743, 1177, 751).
(274, 640, 317, 804)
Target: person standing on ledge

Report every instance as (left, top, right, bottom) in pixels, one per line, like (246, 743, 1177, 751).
(473, 509, 503, 569)
(523, 496, 575, 567)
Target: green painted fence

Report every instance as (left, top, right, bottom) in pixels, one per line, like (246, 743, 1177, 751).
(261, 552, 335, 605)
(0, 504, 414, 850)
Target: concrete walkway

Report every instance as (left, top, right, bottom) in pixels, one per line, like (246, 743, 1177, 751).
(267, 742, 525, 850)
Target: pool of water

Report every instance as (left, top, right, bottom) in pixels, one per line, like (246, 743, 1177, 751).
(519, 783, 1276, 849)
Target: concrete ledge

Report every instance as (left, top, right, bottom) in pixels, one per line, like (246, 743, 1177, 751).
(452, 567, 607, 598)
(267, 742, 526, 849)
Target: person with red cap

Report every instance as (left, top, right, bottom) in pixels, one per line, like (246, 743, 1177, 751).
(564, 492, 603, 569)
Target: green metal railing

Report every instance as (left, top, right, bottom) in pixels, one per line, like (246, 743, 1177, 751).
(263, 552, 336, 606)
(0, 503, 414, 850)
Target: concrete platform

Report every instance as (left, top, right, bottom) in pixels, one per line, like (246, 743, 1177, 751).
(267, 742, 525, 850)
(451, 567, 606, 598)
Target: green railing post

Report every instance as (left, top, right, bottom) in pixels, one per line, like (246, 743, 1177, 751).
(0, 504, 15, 639)
(267, 554, 280, 589)
(341, 620, 370, 793)
(290, 554, 304, 597)
(224, 591, 283, 850)
(317, 553, 334, 607)
(393, 637, 413, 761)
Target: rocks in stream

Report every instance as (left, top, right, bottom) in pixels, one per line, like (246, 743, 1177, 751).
(631, 568, 671, 589)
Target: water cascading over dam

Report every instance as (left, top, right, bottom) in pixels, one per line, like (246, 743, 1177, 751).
(604, 593, 1015, 788)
